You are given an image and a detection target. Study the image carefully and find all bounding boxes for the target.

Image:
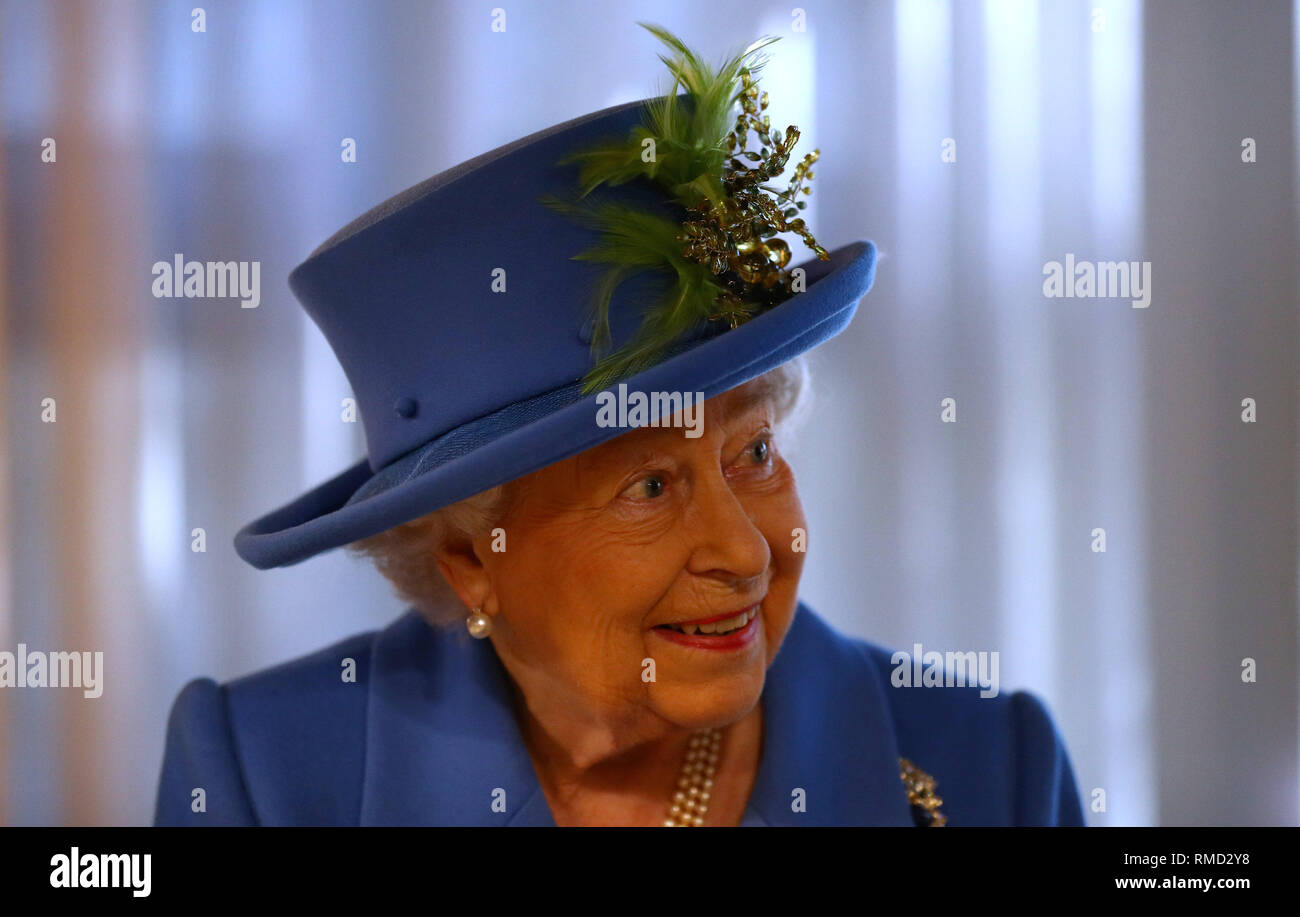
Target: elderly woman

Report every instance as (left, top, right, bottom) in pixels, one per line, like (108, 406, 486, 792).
(154, 28, 1083, 827)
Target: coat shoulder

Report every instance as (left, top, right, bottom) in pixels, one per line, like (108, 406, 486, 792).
(155, 624, 380, 826)
(799, 608, 1085, 826)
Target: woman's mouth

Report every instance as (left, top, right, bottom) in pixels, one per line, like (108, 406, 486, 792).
(658, 606, 757, 635)
(651, 604, 761, 650)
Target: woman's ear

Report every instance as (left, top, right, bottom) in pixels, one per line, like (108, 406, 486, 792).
(433, 478, 519, 618)
(433, 534, 494, 616)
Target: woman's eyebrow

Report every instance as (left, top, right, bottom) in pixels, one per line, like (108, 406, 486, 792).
(721, 384, 776, 424)
(582, 438, 675, 477)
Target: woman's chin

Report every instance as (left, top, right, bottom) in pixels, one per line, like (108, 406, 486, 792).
(636, 602, 794, 728)
(646, 673, 765, 731)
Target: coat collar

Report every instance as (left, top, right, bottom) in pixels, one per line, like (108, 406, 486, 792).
(359, 602, 915, 826)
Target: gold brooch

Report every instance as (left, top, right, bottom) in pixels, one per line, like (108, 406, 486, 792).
(899, 757, 947, 827)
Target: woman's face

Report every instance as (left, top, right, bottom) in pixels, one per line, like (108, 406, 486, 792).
(465, 376, 807, 737)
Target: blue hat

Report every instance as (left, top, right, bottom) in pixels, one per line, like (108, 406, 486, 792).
(235, 42, 877, 569)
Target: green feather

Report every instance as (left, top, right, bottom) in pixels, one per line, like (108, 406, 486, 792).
(563, 23, 779, 208)
(544, 24, 787, 395)
(539, 193, 729, 392)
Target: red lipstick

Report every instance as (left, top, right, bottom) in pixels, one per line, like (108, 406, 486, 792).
(662, 603, 761, 628)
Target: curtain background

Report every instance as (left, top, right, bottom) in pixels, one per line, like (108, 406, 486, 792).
(1, 0, 1296, 826)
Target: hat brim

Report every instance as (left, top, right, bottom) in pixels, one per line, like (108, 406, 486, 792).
(235, 239, 877, 568)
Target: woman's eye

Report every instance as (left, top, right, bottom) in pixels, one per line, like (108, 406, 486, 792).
(742, 436, 772, 465)
(622, 473, 666, 500)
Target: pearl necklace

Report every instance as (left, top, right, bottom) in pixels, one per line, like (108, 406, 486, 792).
(663, 727, 722, 826)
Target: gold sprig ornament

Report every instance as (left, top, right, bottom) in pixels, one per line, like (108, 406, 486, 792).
(541, 23, 830, 394)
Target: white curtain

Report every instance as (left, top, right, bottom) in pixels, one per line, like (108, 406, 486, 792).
(798, 0, 1157, 826)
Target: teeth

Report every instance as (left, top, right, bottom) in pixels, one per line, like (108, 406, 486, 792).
(664, 606, 760, 636)
(716, 613, 743, 633)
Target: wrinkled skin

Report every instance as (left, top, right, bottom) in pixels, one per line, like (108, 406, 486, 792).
(435, 376, 808, 825)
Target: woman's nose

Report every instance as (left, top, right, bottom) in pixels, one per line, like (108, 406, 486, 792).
(685, 472, 771, 582)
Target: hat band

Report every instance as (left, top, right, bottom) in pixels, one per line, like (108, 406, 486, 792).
(343, 328, 726, 510)
(344, 379, 587, 508)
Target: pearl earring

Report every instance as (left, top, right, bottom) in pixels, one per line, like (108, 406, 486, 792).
(465, 606, 492, 639)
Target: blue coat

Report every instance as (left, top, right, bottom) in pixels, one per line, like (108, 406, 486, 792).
(154, 602, 1085, 826)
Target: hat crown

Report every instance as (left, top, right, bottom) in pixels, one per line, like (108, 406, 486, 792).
(289, 98, 693, 472)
